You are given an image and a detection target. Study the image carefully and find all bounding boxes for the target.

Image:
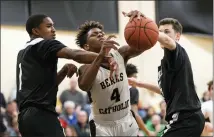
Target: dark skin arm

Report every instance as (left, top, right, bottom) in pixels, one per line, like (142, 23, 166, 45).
(57, 63, 77, 85)
(57, 47, 109, 64)
(78, 40, 119, 91)
(131, 105, 154, 136)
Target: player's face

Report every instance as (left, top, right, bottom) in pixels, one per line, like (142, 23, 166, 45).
(34, 17, 56, 40)
(84, 28, 106, 53)
(159, 24, 181, 48)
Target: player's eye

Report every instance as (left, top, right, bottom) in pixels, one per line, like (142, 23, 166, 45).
(164, 30, 170, 34)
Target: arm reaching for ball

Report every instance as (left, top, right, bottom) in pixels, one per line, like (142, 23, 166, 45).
(128, 77, 162, 95)
(123, 10, 176, 50)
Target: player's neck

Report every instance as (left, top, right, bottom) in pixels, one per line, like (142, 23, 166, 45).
(30, 36, 41, 40)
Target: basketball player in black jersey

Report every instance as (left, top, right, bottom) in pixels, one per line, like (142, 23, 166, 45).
(16, 14, 117, 137)
(123, 10, 205, 137)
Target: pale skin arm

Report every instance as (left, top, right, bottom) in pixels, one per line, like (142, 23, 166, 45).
(128, 78, 162, 95)
(158, 32, 177, 50)
(123, 10, 177, 51)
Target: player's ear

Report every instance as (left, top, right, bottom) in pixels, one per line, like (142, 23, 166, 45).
(32, 28, 40, 36)
(83, 44, 89, 51)
(175, 32, 181, 41)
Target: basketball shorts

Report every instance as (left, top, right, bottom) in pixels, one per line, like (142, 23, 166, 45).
(89, 111, 139, 136)
(161, 109, 205, 137)
(18, 107, 65, 137)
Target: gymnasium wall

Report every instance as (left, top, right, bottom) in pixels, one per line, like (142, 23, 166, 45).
(1, 1, 213, 102)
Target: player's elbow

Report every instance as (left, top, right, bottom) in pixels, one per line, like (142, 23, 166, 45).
(78, 80, 89, 91)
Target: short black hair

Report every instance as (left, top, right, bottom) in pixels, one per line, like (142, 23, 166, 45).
(159, 18, 183, 34)
(75, 21, 103, 48)
(126, 63, 138, 77)
(26, 14, 48, 36)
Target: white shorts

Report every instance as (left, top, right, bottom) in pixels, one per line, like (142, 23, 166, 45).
(89, 111, 139, 136)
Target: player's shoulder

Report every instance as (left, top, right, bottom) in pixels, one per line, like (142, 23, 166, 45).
(38, 39, 63, 47)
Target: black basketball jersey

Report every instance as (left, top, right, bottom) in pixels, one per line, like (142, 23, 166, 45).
(158, 42, 201, 121)
(16, 38, 66, 114)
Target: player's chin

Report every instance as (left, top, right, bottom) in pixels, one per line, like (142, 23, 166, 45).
(52, 36, 56, 39)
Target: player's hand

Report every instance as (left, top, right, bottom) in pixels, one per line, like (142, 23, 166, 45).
(63, 63, 78, 78)
(128, 77, 138, 87)
(105, 35, 119, 78)
(99, 39, 120, 57)
(122, 10, 145, 22)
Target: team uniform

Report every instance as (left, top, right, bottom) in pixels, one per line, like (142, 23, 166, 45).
(16, 38, 66, 137)
(129, 86, 139, 106)
(87, 50, 139, 136)
(201, 100, 213, 123)
(158, 42, 205, 137)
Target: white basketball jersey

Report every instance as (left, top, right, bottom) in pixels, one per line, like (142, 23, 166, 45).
(89, 49, 130, 121)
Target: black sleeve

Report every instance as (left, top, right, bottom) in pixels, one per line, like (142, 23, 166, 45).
(37, 39, 66, 60)
(130, 87, 139, 105)
(164, 42, 183, 70)
(0, 93, 6, 108)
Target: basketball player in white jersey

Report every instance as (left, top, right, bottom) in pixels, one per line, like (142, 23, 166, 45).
(75, 20, 146, 136)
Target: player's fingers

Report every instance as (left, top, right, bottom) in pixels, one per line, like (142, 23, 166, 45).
(137, 11, 141, 20)
(129, 13, 137, 22)
(104, 40, 120, 46)
(106, 35, 117, 40)
(122, 11, 128, 17)
(105, 44, 118, 51)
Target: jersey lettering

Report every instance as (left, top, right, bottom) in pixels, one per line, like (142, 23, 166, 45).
(100, 73, 123, 89)
(99, 99, 129, 114)
(158, 66, 164, 96)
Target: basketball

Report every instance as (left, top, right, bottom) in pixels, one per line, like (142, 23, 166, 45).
(124, 16, 159, 51)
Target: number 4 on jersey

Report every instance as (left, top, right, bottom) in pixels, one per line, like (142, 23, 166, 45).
(111, 88, 120, 102)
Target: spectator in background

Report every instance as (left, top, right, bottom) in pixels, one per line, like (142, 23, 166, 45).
(143, 106, 156, 124)
(146, 114, 165, 136)
(65, 126, 77, 137)
(73, 110, 90, 137)
(201, 91, 211, 102)
(201, 80, 213, 136)
(60, 78, 86, 110)
(59, 101, 77, 126)
(158, 100, 167, 124)
(4, 101, 20, 136)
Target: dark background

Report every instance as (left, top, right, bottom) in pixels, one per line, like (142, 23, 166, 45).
(156, 0, 213, 35)
(1, 1, 213, 35)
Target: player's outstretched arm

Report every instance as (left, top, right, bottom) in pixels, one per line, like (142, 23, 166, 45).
(158, 32, 176, 50)
(57, 47, 103, 64)
(128, 78, 161, 95)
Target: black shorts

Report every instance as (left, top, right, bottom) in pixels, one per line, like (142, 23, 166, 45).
(18, 107, 65, 137)
(162, 110, 205, 137)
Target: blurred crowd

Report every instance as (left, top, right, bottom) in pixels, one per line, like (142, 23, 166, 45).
(0, 78, 213, 137)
